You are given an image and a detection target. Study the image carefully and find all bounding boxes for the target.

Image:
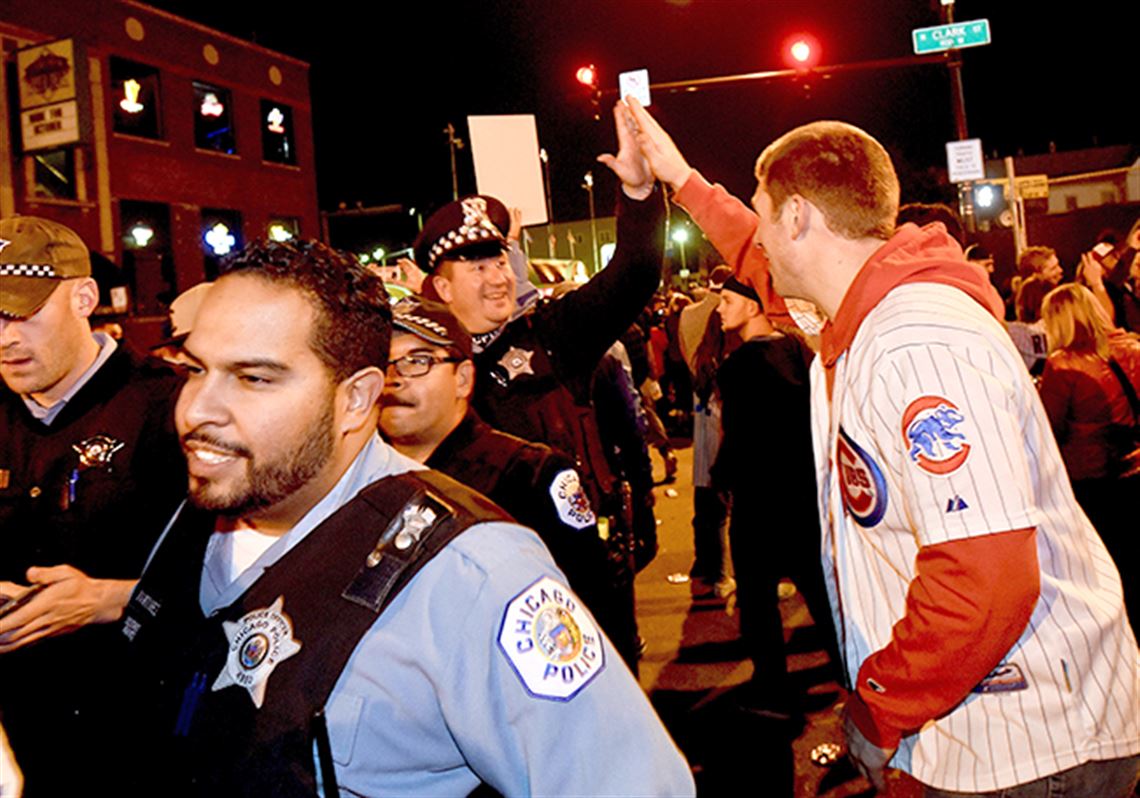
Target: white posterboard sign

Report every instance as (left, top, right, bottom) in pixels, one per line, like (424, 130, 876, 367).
(946, 138, 985, 183)
(467, 115, 548, 227)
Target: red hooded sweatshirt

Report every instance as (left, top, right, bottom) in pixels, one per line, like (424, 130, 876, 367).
(675, 172, 1040, 751)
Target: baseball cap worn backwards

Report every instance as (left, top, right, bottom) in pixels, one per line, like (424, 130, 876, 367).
(391, 298, 474, 360)
(413, 195, 509, 274)
(0, 216, 91, 319)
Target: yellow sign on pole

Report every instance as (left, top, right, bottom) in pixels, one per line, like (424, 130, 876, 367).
(1016, 175, 1049, 200)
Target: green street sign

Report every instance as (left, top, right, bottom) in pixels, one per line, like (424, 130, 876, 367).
(912, 19, 991, 54)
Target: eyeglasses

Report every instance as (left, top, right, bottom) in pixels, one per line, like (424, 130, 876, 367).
(389, 352, 463, 378)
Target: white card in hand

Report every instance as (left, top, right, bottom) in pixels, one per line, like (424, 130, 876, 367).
(619, 69, 651, 107)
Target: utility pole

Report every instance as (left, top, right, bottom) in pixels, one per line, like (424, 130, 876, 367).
(444, 123, 464, 201)
(582, 171, 599, 274)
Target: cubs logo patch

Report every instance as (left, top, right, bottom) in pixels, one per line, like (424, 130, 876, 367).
(549, 469, 595, 529)
(212, 596, 302, 708)
(836, 427, 888, 527)
(499, 576, 604, 701)
(902, 396, 971, 476)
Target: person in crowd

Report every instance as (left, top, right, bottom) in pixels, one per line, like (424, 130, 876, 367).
(623, 95, 1139, 797)
(118, 238, 695, 796)
(0, 215, 185, 795)
(412, 102, 664, 587)
(678, 265, 735, 595)
(379, 298, 641, 669)
(1005, 274, 1051, 375)
(963, 243, 995, 277)
(711, 276, 839, 722)
(1039, 283, 1140, 625)
(896, 202, 964, 247)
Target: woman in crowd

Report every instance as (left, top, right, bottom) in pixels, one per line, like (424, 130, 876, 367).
(1039, 283, 1140, 623)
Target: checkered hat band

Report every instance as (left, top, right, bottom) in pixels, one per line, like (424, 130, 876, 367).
(428, 227, 499, 269)
(0, 263, 58, 278)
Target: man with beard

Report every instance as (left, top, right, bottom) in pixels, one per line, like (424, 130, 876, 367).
(0, 215, 183, 795)
(118, 240, 694, 797)
(379, 298, 638, 669)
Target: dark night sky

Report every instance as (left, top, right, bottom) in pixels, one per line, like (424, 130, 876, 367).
(148, 0, 1134, 249)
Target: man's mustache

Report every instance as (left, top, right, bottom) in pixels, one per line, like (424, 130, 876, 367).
(181, 429, 253, 459)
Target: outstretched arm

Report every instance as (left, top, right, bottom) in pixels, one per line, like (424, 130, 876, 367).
(624, 97, 791, 325)
(545, 102, 665, 382)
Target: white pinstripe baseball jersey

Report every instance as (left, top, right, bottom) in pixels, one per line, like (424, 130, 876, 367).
(812, 283, 1140, 792)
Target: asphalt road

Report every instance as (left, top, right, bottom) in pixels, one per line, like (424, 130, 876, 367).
(635, 443, 923, 797)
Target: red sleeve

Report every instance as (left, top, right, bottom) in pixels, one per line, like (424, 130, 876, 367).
(847, 528, 1040, 749)
(672, 172, 792, 326)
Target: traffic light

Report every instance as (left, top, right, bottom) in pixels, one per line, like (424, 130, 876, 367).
(576, 64, 598, 90)
(575, 64, 601, 121)
(782, 33, 821, 69)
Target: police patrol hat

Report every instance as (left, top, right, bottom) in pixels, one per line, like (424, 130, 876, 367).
(0, 215, 91, 319)
(391, 297, 473, 360)
(413, 195, 509, 274)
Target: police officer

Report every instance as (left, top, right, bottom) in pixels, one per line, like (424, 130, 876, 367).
(119, 239, 694, 797)
(0, 215, 184, 794)
(380, 298, 640, 669)
(413, 102, 665, 553)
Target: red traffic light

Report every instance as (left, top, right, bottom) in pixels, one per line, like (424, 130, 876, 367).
(576, 64, 598, 88)
(783, 34, 821, 69)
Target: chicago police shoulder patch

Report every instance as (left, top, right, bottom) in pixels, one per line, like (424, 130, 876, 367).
(548, 469, 596, 529)
(498, 576, 605, 700)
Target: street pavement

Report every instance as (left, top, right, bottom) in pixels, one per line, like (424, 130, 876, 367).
(635, 443, 923, 797)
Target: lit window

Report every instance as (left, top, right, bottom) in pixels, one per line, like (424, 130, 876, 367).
(267, 217, 299, 241)
(120, 200, 175, 315)
(193, 81, 236, 154)
(260, 100, 296, 164)
(111, 58, 162, 139)
(201, 209, 243, 279)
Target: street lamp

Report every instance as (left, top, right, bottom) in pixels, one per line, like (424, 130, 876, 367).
(671, 225, 690, 274)
(582, 171, 599, 274)
(540, 148, 555, 257)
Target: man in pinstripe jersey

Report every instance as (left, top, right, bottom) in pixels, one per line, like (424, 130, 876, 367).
(623, 98, 1138, 797)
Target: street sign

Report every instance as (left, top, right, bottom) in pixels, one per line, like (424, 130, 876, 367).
(946, 139, 984, 183)
(913, 19, 991, 54)
(1016, 175, 1049, 200)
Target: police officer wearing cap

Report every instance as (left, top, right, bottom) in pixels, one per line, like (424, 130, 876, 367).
(414, 103, 664, 583)
(0, 215, 184, 794)
(380, 298, 641, 669)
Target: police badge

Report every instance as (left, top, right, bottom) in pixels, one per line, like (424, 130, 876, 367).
(72, 434, 125, 470)
(212, 596, 302, 708)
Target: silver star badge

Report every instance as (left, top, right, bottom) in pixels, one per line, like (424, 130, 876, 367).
(213, 596, 302, 708)
(498, 347, 535, 381)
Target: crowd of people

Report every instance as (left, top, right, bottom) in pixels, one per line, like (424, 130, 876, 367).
(0, 96, 1136, 798)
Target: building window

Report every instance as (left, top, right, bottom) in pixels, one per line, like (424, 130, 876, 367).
(111, 58, 162, 139)
(267, 217, 299, 242)
(193, 81, 236, 154)
(201, 208, 243, 280)
(30, 148, 78, 200)
(120, 200, 175, 315)
(260, 100, 295, 164)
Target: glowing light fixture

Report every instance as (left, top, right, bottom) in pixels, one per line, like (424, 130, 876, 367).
(120, 79, 144, 114)
(205, 223, 236, 256)
(130, 223, 154, 247)
(266, 107, 286, 134)
(199, 92, 224, 118)
(267, 223, 293, 242)
(372, 247, 386, 262)
(975, 184, 996, 209)
(671, 227, 690, 244)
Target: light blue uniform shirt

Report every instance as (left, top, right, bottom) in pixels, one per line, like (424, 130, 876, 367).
(175, 434, 694, 797)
